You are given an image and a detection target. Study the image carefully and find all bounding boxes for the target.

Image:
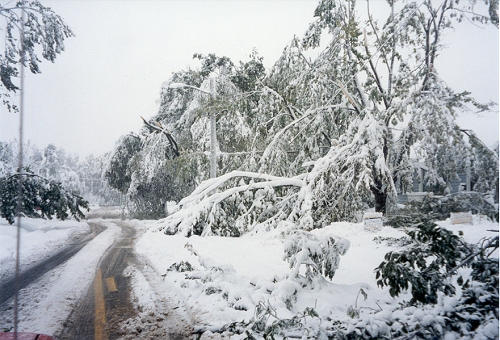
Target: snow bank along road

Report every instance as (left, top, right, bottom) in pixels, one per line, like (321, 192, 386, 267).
(0, 211, 193, 339)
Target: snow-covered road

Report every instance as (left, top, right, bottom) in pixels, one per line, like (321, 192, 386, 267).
(0, 217, 120, 335)
(0, 209, 194, 339)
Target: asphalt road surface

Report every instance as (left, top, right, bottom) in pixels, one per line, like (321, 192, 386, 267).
(58, 219, 194, 340)
(0, 223, 105, 306)
(57, 220, 136, 340)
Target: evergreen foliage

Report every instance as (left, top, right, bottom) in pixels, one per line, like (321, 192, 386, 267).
(0, 168, 89, 224)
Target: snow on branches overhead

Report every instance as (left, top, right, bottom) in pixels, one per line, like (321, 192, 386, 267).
(0, 1, 74, 111)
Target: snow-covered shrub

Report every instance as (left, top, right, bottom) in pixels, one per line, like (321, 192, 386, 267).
(164, 261, 194, 274)
(284, 230, 350, 282)
(376, 214, 498, 305)
(222, 302, 326, 339)
(345, 211, 500, 339)
(344, 255, 498, 339)
(287, 243, 497, 339)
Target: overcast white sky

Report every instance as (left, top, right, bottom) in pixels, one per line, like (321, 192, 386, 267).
(0, 0, 498, 158)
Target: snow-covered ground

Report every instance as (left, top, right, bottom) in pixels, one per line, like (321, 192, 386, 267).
(0, 211, 498, 338)
(136, 214, 499, 338)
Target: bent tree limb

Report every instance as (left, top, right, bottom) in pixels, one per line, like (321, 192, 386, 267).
(181, 170, 305, 207)
(141, 116, 180, 157)
(159, 171, 306, 236)
(447, 236, 499, 278)
(0, 170, 89, 224)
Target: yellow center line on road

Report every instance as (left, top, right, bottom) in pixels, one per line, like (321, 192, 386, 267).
(105, 277, 118, 292)
(94, 268, 107, 340)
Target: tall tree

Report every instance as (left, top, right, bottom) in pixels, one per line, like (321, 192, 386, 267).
(159, 0, 498, 235)
(261, 0, 497, 217)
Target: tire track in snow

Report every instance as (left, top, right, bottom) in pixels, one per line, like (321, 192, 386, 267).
(116, 253, 195, 339)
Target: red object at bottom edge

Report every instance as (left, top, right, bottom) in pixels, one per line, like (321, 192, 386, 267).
(0, 333, 54, 340)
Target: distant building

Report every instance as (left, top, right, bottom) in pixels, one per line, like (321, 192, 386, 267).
(398, 162, 472, 204)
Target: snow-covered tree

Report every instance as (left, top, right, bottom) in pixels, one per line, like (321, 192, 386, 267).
(261, 0, 498, 216)
(154, 0, 497, 236)
(79, 153, 123, 206)
(0, 141, 81, 190)
(108, 0, 497, 223)
(0, 141, 89, 224)
(105, 52, 267, 218)
(105, 134, 142, 195)
(0, 141, 16, 176)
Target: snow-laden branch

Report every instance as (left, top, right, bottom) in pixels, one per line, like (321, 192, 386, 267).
(207, 176, 303, 207)
(158, 171, 306, 236)
(446, 236, 499, 278)
(185, 170, 305, 204)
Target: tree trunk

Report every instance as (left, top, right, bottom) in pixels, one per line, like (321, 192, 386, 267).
(371, 179, 387, 214)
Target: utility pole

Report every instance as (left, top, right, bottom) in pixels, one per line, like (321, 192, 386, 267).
(170, 77, 218, 178)
(209, 77, 217, 178)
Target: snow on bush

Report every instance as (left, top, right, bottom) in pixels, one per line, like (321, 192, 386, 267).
(284, 230, 350, 282)
(138, 213, 500, 339)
